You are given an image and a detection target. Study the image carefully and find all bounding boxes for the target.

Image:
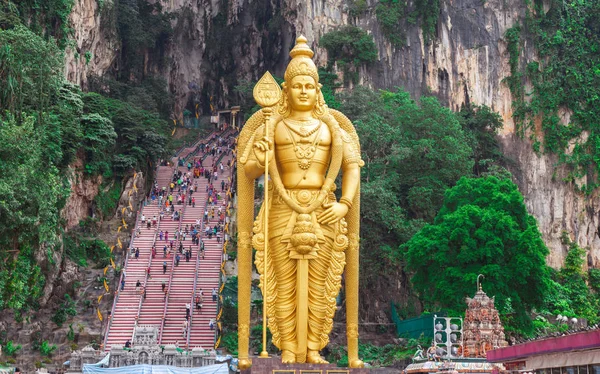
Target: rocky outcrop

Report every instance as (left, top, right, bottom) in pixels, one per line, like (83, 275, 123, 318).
(65, 0, 117, 89)
(62, 161, 102, 229)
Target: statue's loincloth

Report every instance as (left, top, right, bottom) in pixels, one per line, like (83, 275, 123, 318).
(253, 187, 348, 356)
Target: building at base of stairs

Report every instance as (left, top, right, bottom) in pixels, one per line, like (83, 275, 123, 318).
(68, 326, 224, 372)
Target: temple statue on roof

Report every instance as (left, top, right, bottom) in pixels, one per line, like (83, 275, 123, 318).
(462, 278, 509, 357)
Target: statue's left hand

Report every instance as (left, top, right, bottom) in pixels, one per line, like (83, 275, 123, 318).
(317, 202, 348, 225)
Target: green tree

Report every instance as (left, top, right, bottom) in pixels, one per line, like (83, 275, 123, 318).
(458, 104, 504, 175)
(319, 25, 378, 83)
(405, 176, 551, 330)
(543, 237, 600, 324)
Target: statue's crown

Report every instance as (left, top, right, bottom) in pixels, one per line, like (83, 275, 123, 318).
(284, 35, 319, 84)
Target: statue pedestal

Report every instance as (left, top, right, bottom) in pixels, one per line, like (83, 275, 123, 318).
(241, 357, 370, 374)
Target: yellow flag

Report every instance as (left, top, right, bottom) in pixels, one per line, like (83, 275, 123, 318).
(104, 279, 109, 293)
(110, 258, 116, 269)
(118, 237, 123, 249)
(97, 294, 103, 304)
(133, 172, 137, 179)
(219, 283, 225, 292)
(110, 245, 115, 253)
(128, 189, 132, 197)
(122, 218, 127, 229)
(128, 201, 133, 210)
(117, 226, 122, 233)
(122, 207, 126, 215)
(215, 336, 221, 349)
(217, 309, 223, 320)
(97, 308, 103, 322)
(103, 267, 108, 275)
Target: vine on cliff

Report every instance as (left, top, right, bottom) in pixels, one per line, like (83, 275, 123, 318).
(505, 0, 600, 192)
(319, 25, 378, 84)
(375, 0, 440, 46)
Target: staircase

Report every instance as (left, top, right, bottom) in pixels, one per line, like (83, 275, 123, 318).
(103, 130, 234, 352)
(103, 164, 173, 350)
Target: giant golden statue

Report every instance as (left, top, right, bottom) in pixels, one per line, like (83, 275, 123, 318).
(237, 35, 364, 369)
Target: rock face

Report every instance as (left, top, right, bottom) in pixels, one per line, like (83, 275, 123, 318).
(62, 161, 103, 229)
(65, 0, 599, 269)
(65, 0, 117, 89)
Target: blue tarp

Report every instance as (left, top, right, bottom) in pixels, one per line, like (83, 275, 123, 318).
(82, 363, 229, 374)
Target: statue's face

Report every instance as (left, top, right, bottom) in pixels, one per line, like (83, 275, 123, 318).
(288, 75, 317, 112)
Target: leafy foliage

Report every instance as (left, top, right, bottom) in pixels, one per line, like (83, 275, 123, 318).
(327, 339, 428, 367)
(319, 25, 378, 83)
(64, 232, 112, 268)
(458, 104, 505, 175)
(334, 86, 477, 309)
(0, 0, 75, 48)
(542, 236, 599, 324)
(376, 0, 407, 46)
(51, 294, 77, 327)
(0, 24, 168, 319)
(114, 0, 174, 82)
(405, 176, 551, 331)
(0, 25, 63, 118)
(375, 0, 440, 46)
(2, 341, 21, 357)
(506, 0, 600, 192)
(38, 340, 57, 357)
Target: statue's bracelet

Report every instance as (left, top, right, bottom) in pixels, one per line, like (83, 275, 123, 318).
(339, 197, 353, 209)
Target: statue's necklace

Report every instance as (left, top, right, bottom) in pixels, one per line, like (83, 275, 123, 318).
(283, 118, 321, 139)
(283, 120, 322, 170)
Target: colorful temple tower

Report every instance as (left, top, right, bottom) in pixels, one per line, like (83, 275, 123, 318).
(462, 283, 508, 357)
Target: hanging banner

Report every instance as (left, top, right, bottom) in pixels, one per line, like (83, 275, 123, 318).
(103, 267, 108, 275)
(117, 226, 122, 233)
(122, 218, 127, 229)
(110, 258, 116, 269)
(97, 308, 103, 322)
(104, 279, 109, 293)
(110, 245, 115, 253)
(117, 237, 123, 249)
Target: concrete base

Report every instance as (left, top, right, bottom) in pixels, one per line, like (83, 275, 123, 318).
(241, 357, 370, 373)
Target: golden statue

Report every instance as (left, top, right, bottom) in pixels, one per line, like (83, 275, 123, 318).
(236, 35, 364, 368)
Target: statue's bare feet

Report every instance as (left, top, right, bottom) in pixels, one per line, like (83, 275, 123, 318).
(306, 350, 329, 364)
(282, 350, 296, 364)
(349, 359, 364, 368)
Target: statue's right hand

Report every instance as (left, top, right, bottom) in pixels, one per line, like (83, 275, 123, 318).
(253, 136, 273, 167)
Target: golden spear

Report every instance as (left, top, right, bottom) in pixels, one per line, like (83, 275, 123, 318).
(253, 71, 281, 358)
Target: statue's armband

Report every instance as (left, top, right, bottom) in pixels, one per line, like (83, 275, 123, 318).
(341, 130, 361, 167)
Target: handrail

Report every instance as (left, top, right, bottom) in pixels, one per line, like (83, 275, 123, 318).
(184, 131, 228, 346)
(157, 133, 213, 344)
(214, 138, 236, 349)
(158, 166, 189, 344)
(102, 175, 149, 350)
(103, 140, 195, 350)
(130, 165, 174, 340)
(186, 198, 209, 347)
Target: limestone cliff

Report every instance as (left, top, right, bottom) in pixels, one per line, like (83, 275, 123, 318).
(65, 0, 599, 269)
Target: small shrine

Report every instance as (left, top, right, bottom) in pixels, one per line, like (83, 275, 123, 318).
(462, 281, 508, 357)
(405, 275, 506, 374)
